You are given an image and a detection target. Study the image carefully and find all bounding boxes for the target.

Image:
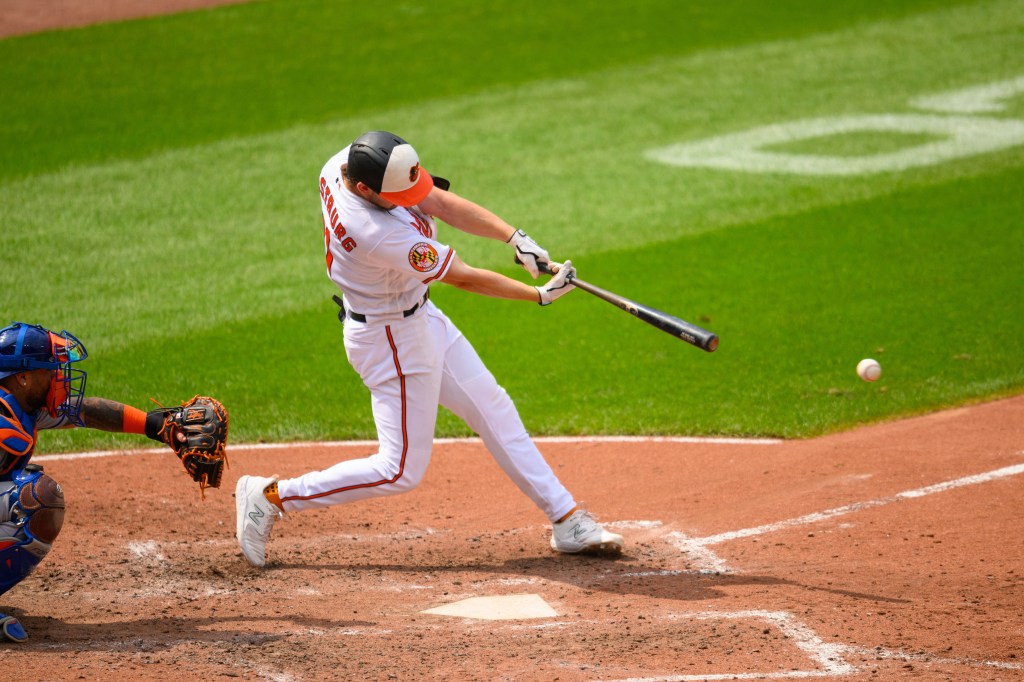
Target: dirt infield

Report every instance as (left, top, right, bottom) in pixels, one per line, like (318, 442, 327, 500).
(3, 395, 1020, 680)
(0, 0, 254, 38)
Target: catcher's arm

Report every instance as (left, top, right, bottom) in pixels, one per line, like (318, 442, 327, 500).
(79, 398, 184, 447)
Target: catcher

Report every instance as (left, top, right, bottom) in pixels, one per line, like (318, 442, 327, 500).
(0, 322, 228, 644)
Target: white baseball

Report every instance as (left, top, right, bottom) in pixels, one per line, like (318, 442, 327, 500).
(857, 358, 882, 382)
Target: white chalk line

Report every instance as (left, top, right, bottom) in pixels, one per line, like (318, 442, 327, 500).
(126, 539, 167, 565)
(607, 610, 855, 681)
(48, 445, 1023, 678)
(31, 435, 781, 463)
(602, 610, 1024, 682)
(840, 644, 1024, 671)
(668, 462, 1024, 574)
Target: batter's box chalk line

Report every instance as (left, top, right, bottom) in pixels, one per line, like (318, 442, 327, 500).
(600, 610, 1024, 682)
(601, 610, 855, 681)
(666, 463, 1024, 574)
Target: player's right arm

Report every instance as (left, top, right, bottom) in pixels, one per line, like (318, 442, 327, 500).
(419, 188, 515, 242)
(419, 188, 551, 279)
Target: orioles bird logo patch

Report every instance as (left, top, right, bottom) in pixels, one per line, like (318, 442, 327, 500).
(409, 163, 420, 182)
(408, 242, 438, 272)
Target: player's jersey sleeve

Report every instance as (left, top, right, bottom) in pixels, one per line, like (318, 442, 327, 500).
(364, 223, 454, 285)
(34, 411, 72, 431)
(367, 232, 454, 284)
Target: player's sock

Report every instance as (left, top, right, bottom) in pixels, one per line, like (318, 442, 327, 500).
(555, 505, 580, 524)
(263, 481, 284, 511)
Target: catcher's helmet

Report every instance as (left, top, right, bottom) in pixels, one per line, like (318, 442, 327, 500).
(0, 322, 88, 424)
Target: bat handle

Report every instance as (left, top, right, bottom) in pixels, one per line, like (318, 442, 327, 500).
(519, 258, 568, 279)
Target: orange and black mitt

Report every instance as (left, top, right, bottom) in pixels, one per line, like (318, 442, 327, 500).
(149, 396, 229, 496)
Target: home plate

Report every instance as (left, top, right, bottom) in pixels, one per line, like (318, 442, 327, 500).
(421, 594, 557, 620)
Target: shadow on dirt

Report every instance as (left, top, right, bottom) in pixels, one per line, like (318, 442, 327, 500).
(6, 611, 374, 651)
(267, 554, 908, 605)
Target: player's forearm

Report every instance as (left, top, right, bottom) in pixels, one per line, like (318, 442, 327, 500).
(442, 263, 538, 302)
(421, 189, 515, 242)
(80, 397, 153, 436)
(80, 397, 129, 431)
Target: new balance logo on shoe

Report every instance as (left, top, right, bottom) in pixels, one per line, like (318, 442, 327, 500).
(236, 475, 281, 567)
(550, 509, 624, 556)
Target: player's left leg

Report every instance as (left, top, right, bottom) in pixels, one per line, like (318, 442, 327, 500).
(434, 314, 575, 521)
(436, 316, 623, 555)
(428, 309, 618, 549)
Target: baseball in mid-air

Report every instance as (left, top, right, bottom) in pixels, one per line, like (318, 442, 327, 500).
(857, 358, 882, 382)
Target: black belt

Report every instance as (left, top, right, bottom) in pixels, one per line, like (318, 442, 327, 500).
(332, 291, 429, 324)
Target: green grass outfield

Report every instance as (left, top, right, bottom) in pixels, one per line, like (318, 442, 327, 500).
(2, 0, 1022, 452)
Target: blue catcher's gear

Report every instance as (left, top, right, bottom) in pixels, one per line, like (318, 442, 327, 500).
(0, 613, 27, 643)
(0, 387, 36, 476)
(0, 465, 65, 600)
(0, 322, 88, 426)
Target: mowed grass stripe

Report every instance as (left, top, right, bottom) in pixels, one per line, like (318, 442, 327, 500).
(3, 0, 1021, 353)
(42, 163, 1024, 452)
(0, 0, 981, 181)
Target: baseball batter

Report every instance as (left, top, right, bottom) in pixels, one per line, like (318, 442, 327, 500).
(236, 131, 623, 566)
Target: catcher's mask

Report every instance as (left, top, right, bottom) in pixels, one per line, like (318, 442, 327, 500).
(0, 322, 88, 425)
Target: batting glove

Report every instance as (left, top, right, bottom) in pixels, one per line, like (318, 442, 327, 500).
(536, 260, 576, 306)
(507, 229, 551, 279)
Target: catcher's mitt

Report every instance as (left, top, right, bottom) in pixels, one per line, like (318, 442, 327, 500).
(155, 396, 229, 497)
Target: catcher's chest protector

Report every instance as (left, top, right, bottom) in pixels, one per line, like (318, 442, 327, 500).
(0, 388, 36, 476)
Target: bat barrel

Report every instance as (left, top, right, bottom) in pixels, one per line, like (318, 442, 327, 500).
(570, 276, 718, 353)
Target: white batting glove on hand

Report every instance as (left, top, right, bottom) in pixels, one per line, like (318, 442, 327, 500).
(507, 229, 551, 279)
(536, 260, 576, 306)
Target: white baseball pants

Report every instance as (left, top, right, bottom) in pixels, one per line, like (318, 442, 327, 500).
(277, 302, 577, 522)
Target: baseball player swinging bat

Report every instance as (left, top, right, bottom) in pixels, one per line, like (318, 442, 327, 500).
(537, 261, 719, 352)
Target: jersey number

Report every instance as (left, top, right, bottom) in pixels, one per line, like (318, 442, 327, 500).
(323, 220, 356, 271)
(320, 178, 358, 269)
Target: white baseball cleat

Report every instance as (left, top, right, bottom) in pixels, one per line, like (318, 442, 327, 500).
(550, 510, 623, 557)
(235, 475, 282, 567)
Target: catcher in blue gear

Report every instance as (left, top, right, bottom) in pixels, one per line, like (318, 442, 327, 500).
(0, 322, 228, 643)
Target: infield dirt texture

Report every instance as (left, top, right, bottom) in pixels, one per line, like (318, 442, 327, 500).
(2, 1, 1023, 680)
(14, 396, 1024, 680)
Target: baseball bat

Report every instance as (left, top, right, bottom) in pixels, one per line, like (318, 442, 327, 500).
(538, 261, 719, 352)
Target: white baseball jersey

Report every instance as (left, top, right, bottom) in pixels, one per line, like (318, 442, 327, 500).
(319, 146, 454, 318)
